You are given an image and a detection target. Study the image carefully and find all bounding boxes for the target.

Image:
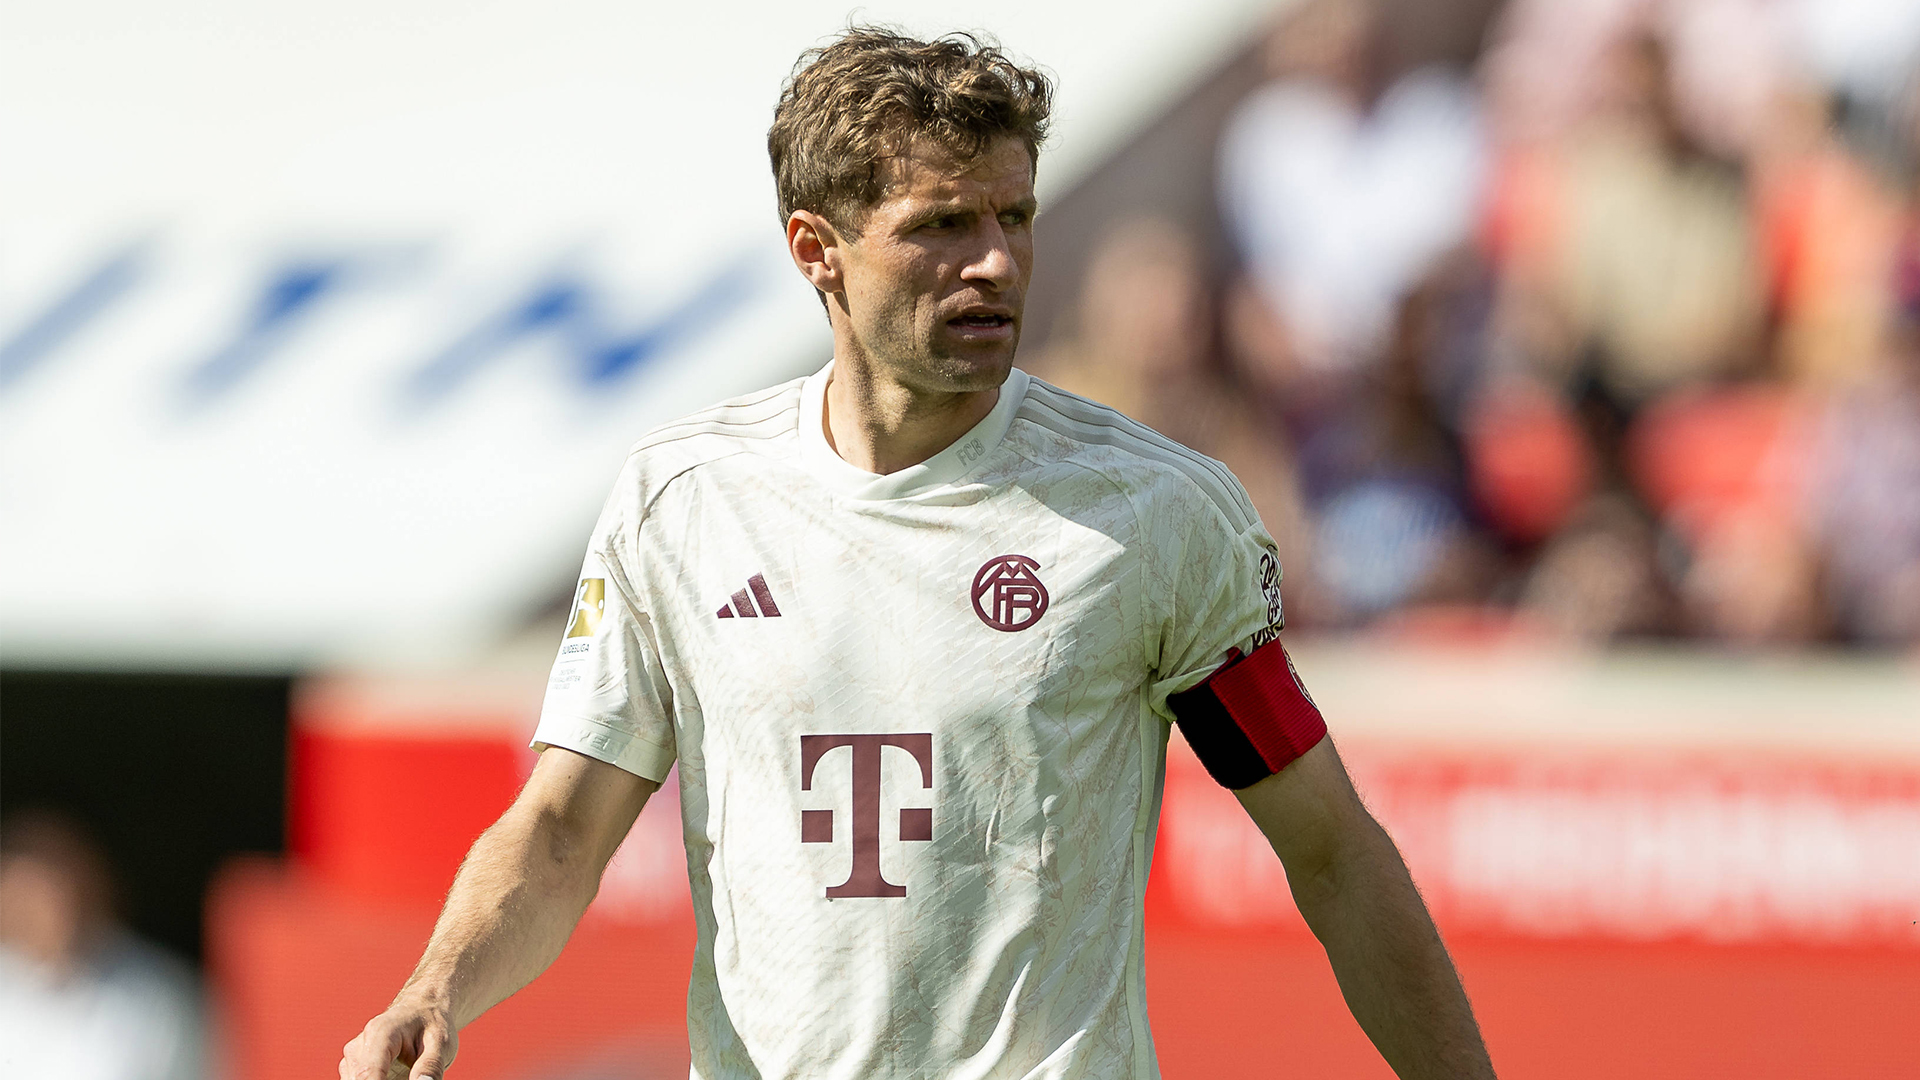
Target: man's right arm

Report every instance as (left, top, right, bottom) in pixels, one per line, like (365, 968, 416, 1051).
(339, 746, 659, 1080)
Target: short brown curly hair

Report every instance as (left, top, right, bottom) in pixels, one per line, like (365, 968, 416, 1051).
(768, 27, 1054, 234)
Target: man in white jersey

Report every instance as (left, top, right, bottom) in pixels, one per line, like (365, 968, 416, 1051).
(342, 28, 1496, 1080)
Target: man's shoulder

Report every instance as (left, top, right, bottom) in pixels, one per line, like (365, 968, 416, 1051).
(590, 377, 806, 527)
(1010, 375, 1259, 534)
(614, 376, 807, 488)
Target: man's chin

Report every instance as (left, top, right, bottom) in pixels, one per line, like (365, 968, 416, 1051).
(931, 350, 1016, 393)
(926, 335, 1019, 388)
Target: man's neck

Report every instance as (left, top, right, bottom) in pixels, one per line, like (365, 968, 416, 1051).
(821, 356, 1001, 475)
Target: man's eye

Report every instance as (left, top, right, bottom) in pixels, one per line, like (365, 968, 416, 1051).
(998, 211, 1029, 227)
(923, 216, 957, 230)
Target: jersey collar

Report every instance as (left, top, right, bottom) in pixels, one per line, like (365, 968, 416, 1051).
(797, 361, 1030, 501)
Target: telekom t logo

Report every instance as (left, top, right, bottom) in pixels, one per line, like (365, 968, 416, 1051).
(799, 733, 933, 898)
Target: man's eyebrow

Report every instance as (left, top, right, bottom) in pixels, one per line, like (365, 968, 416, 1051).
(907, 194, 1039, 222)
(913, 198, 977, 218)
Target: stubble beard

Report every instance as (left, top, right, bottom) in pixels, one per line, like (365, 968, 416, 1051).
(923, 333, 1017, 394)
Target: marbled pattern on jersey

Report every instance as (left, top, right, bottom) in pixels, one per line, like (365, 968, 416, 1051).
(534, 366, 1280, 1080)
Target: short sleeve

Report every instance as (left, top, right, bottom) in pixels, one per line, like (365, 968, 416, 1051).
(1145, 481, 1286, 720)
(530, 468, 677, 782)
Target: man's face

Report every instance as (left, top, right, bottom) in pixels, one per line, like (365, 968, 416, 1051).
(830, 136, 1037, 393)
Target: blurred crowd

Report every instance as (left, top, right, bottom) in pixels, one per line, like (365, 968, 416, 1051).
(1036, 0, 1920, 648)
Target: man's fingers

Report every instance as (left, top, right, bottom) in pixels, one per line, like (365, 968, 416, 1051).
(339, 1018, 414, 1080)
(407, 1025, 456, 1080)
(340, 1031, 384, 1080)
(339, 1004, 452, 1080)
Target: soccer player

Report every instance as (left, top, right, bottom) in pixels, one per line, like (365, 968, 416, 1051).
(341, 29, 1495, 1080)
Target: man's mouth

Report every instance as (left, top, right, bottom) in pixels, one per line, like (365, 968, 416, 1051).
(949, 314, 1013, 329)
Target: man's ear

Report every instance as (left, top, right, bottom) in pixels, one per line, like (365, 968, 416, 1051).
(786, 210, 845, 297)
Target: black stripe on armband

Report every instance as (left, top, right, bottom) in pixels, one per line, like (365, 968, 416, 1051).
(1168, 640, 1328, 790)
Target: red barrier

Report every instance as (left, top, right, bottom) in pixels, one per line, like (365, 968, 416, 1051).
(287, 675, 535, 904)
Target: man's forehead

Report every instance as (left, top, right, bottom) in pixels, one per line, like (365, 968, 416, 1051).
(877, 137, 1035, 203)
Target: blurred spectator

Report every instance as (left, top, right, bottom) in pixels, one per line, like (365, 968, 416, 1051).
(1808, 294, 1920, 645)
(1627, 383, 1822, 642)
(1752, 80, 1903, 390)
(1035, 216, 1312, 572)
(1295, 262, 1499, 623)
(1, 810, 207, 1080)
(1529, 30, 1762, 404)
(1519, 493, 1673, 642)
(1483, 0, 1792, 159)
(1460, 373, 1595, 546)
(1034, 217, 1214, 433)
(1795, 27, 1920, 646)
(1219, 0, 1487, 380)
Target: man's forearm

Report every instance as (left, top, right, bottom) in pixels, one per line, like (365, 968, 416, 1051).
(398, 801, 607, 1027)
(342, 749, 655, 1080)
(1290, 816, 1495, 1080)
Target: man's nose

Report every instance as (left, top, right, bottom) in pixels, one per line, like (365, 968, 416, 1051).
(960, 220, 1019, 292)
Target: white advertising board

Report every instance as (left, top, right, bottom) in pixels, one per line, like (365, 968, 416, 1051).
(1, 0, 1270, 668)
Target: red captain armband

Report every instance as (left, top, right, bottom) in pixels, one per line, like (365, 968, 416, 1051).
(1167, 639, 1328, 789)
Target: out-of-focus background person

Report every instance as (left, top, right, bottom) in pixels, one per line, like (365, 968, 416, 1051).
(1, 811, 208, 1080)
(4, 1, 1918, 1078)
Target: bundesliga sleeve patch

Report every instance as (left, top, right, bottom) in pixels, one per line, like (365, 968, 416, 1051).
(1167, 639, 1327, 789)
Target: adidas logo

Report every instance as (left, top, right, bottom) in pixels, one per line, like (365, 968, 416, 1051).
(716, 573, 782, 619)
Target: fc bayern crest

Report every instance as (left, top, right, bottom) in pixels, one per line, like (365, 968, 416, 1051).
(972, 555, 1049, 632)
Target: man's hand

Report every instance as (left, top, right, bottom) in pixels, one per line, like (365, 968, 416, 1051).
(336, 747, 657, 1080)
(1238, 738, 1496, 1080)
(340, 993, 457, 1080)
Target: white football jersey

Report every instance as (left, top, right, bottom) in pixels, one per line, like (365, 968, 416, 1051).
(533, 363, 1285, 1080)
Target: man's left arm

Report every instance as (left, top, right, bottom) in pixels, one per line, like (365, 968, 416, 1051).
(1236, 739, 1496, 1080)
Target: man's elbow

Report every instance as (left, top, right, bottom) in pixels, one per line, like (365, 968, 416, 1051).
(1233, 740, 1407, 918)
(468, 799, 581, 877)
(1281, 814, 1367, 918)
(1278, 798, 1400, 921)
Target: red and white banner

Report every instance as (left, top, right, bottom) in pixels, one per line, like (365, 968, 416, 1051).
(1158, 741, 1920, 948)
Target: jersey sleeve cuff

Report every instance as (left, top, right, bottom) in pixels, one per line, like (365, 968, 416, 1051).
(530, 713, 675, 783)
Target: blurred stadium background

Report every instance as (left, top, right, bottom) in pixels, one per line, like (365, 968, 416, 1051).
(4, 0, 1918, 1077)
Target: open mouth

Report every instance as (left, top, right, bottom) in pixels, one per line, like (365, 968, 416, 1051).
(949, 314, 1013, 329)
